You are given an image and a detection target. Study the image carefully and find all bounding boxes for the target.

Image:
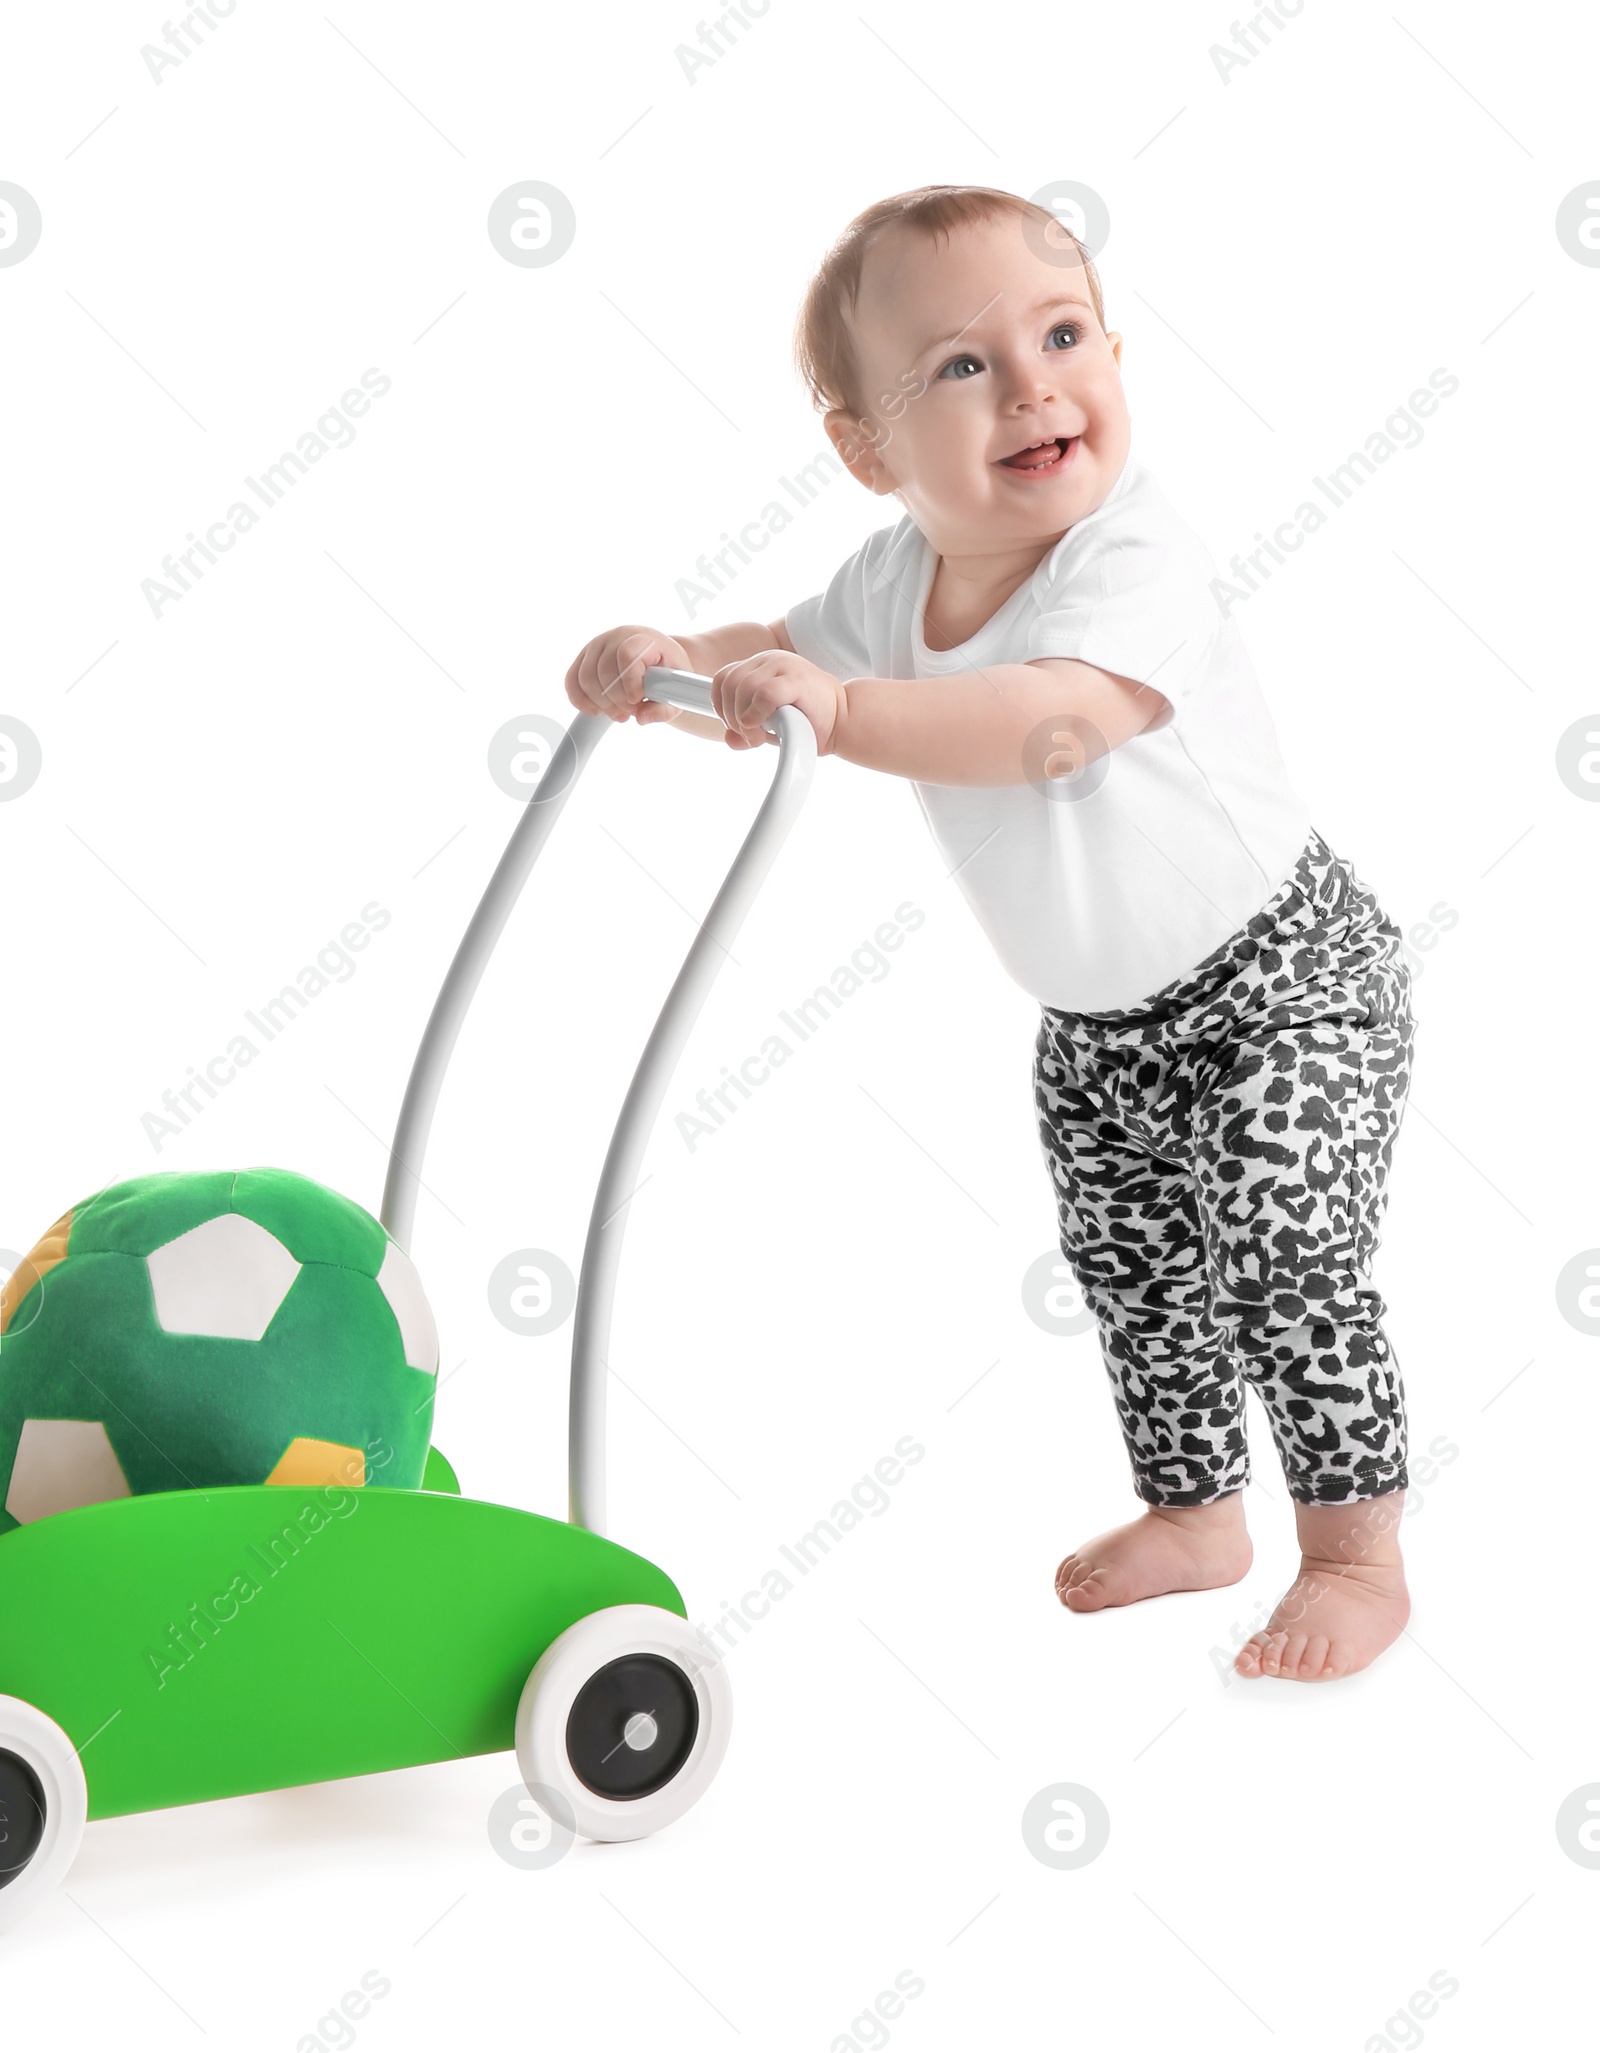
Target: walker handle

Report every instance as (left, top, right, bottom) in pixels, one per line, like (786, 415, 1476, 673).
(640, 666, 717, 718)
(379, 662, 816, 1545)
(640, 665, 782, 736)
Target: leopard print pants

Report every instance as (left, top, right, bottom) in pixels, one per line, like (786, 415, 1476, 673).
(1033, 827, 1415, 1508)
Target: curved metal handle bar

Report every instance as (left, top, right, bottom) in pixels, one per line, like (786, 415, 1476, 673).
(379, 712, 607, 1253)
(568, 693, 814, 1534)
(378, 672, 816, 1541)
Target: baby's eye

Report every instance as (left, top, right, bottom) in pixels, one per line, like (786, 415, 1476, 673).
(937, 323, 1082, 380)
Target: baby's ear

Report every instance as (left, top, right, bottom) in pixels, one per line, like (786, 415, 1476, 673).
(825, 408, 891, 489)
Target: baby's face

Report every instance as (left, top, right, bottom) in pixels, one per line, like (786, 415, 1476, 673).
(827, 216, 1131, 554)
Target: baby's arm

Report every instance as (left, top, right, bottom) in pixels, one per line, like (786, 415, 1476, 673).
(832, 658, 1169, 783)
(711, 649, 1170, 780)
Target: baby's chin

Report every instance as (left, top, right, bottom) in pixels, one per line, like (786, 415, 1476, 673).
(970, 468, 1117, 533)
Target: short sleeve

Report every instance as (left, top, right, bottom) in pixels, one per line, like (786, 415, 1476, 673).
(785, 525, 896, 681)
(1025, 520, 1222, 707)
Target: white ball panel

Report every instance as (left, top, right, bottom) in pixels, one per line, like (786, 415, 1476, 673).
(376, 1241, 439, 1374)
(145, 1213, 301, 1341)
(6, 1418, 132, 1524)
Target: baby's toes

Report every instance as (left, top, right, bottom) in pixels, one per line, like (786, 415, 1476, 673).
(1060, 1567, 1113, 1611)
(1233, 1637, 1266, 1678)
(1298, 1635, 1332, 1680)
(1053, 1555, 1082, 1600)
(1257, 1631, 1292, 1676)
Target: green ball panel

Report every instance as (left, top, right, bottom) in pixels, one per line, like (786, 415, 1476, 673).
(70, 1172, 238, 1257)
(230, 1167, 387, 1276)
(253, 1263, 434, 1484)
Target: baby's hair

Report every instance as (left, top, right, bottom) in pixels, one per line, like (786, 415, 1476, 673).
(792, 184, 1105, 426)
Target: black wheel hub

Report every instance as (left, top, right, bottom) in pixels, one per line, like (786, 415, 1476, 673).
(565, 1654, 699, 1800)
(0, 1750, 45, 1890)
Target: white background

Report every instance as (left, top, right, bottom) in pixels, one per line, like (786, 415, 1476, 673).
(2, 0, 1597, 2045)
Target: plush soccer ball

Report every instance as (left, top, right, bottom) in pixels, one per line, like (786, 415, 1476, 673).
(0, 1167, 439, 1534)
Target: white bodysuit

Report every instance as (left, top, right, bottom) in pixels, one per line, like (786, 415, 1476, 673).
(784, 436, 1315, 1013)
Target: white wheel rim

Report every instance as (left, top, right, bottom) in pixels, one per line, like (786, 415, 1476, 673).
(515, 1605, 731, 1842)
(0, 1696, 87, 1934)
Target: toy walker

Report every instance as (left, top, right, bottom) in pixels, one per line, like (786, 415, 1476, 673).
(0, 671, 813, 1929)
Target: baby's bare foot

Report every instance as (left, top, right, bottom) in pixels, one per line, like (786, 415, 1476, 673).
(1233, 1555, 1409, 1682)
(1235, 1493, 1411, 1682)
(1056, 1497, 1252, 1612)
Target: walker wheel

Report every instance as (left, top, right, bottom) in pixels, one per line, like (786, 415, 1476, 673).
(515, 1605, 730, 1842)
(0, 1696, 88, 1934)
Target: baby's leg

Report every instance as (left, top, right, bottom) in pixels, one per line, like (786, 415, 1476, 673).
(1034, 1045, 1253, 1610)
(1196, 983, 1415, 1680)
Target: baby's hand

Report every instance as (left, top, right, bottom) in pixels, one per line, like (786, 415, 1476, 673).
(711, 650, 844, 754)
(564, 624, 694, 727)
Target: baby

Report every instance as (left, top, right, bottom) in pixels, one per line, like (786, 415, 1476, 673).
(565, 185, 1416, 1684)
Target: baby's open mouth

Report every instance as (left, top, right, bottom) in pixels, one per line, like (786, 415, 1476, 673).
(998, 435, 1076, 475)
